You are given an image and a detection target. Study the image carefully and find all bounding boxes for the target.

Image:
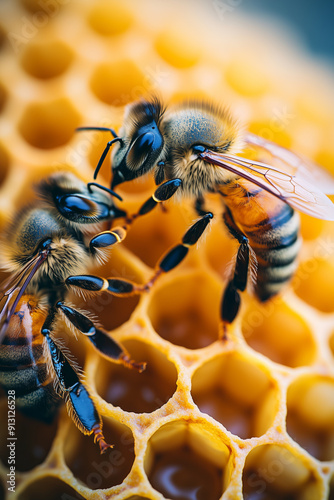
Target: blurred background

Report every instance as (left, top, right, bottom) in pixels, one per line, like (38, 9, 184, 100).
(241, 0, 334, 61)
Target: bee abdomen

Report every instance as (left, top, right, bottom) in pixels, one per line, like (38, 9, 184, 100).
(244, 207, 300, 302)
(0, 335, 61, 422)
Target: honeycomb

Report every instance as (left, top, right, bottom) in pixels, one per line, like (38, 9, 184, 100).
(0, 0, 334, 499)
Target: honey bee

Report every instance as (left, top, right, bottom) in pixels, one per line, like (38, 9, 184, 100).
(75, 97, 334, 337)
(0, 172, 145, 453)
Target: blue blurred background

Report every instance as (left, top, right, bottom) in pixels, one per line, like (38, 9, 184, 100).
(241, 0, 334, 61)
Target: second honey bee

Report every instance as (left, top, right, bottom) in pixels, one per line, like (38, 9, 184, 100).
(0, 172, 145, 453)
(75, 97, 334, 336)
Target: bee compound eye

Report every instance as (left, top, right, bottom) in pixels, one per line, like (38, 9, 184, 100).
(127, 132, 155, 169)
(57, 194, 98, 219)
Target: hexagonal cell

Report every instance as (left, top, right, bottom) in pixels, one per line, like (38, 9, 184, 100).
(87, 1, 134, 36)
(293, 256, 334, 313)
(16, 477, 86, 500)
(155, 27, 202, 69)
(225, 58, 271, 97)
(20, 40, 73, 79)
(287, 375, 334, 461)
(242, 444, 322, 500)
(192, 352, 278, 439)
(148, 272, 220, 349)
(144, 420, 231, 500)
(123, 201, 189, 269)
(241, 301, 316, 368)
(96, 339, 177, 413)
(64, 417, 135, 490)
(18, 98, 81, 149)
(90, 61, 149, 106)
(0, 402, 57, 471)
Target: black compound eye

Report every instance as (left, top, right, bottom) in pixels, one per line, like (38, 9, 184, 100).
(56, 194, 101, 221)
(127, 132, 155, 170)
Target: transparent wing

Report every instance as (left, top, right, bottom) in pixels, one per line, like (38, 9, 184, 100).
(244, 132, 334, 194)
(0, 254, 47, 342)
(200, 149, 334, 220)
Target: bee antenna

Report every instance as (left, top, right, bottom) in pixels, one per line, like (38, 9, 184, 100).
(87, 182, 123, 202)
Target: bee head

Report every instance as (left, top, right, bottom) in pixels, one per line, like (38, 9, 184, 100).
(111, 97, 165, 188)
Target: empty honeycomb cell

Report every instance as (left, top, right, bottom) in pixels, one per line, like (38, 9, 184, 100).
(154, 28, 202, 69)
(293, 257, 334, 313)
(242, 444, 322, 500)
(192, 351, 278, 439)
(64, 417, 135, 490)
(90, 61, 149, 106)
(20, 40, 73, 79)
(144, 420, 231, 500)
(225, 59, 271, 97)
(16, 477, 86, 500)
(96, 339, 177, 413)
(0, 143, 10, 187)
(0, 403, 58, 471)
(123, 201, 190, 269)
(18, 98, 81, 149)
(87, 0, 134, 37)
(241, 301, 316, 368)
(286, 375, 334, 461)
(148, 271, 221, 349)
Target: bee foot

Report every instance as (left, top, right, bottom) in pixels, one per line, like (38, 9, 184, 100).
(92, 424, 113, 454)
(120, 354, 146, 373)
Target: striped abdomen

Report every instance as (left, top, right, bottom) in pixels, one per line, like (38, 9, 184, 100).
(0, 298, 60, 422)
(221, 178, 300, 301)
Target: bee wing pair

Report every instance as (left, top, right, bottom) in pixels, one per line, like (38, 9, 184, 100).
(0, 252, 47, 342)
(201, 132, 334, 221)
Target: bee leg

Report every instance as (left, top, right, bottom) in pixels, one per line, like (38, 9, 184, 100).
(124, 178, 182, 225)
(194, 196, 208, 217)
(56, 301, 146, 372)
(41, 310, 112, 454)
(69, 212, 213, 300)
(89, 227, 127, 257)
(89, 179, 182, 259)
(221, 210, 250, 339)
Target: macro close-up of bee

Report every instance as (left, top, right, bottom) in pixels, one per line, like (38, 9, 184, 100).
(75, 97, 334, 337)
(0, 172, 146, 454)
(1, 0, 334, 498)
